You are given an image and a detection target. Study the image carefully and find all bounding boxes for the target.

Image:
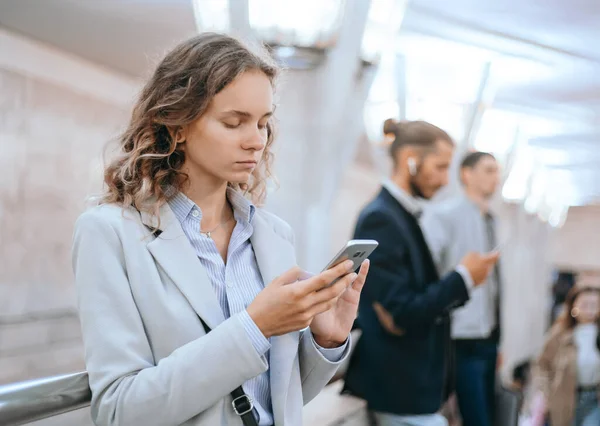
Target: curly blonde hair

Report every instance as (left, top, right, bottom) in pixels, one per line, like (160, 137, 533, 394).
(101, 33, 280, 216)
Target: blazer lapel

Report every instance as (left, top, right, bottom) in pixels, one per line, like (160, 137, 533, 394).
(380, 189, 429, 285)
(141, 204, 225, 330)
(250, 212, 298, 426)
(399, 218, 428, 285)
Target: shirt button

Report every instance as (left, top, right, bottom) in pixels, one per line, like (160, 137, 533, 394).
(191, 210, 200, 217)
(227, 282, 234, 289)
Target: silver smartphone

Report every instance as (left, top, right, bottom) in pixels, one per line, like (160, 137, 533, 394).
(321, 239, 379, 286)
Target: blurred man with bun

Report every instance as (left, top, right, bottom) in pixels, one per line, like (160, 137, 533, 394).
(344, 120, 499, 426)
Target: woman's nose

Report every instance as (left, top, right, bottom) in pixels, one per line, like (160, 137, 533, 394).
(245, 127, 266, 151)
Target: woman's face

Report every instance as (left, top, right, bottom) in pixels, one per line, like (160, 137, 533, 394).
(573, 291, 600, 324)
(180, 70, 273, 187)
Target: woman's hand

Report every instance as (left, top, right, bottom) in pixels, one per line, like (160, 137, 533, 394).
(247, 260, 361, 339)
(309, 260, 370, 348)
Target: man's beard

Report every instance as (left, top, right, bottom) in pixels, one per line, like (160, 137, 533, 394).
(409, 174, 427, 199)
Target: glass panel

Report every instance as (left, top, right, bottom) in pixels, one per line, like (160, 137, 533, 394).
(405, 98, 467, 142)
(504, 142, 595, 207)
(192, 0, 230, 33)
(520, 115, 568, 139)
(523, 165, 548, 212)
(533, 169, 574, 227)
(361, 0, 406, 63)
(490, 57, 556, 88)
(473, 109, 519, 162)
(363, 52, 400, 143)
(396, 34, 490, 144)
(477, 108, 593, 188)
(502, 145, 534, 201)
(363, 100, 400, 143)
(400, 35, 489, 105)
(367, 52, 398, 103)
(548, 204, 569, 228)
(398, 33, 492, 65)
(545, 169, 575, 205)
(249, 0, 345, 47)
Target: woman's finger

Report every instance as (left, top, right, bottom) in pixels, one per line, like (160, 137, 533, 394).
(298, 260, 354, 294)
(350, 260, 370, 292)
(271, 266, 304, 287)
(308, 299, 338, 317)
(312, 271, 356, 304)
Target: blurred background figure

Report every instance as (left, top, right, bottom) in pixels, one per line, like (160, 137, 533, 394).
(421, 151, 502, 426)
(2, 0, 600, 425)
(550, 272, 577, 324)
(344, 120, 497, 426)
(511, 360, 532, 393)
(530, 286, 600, 426)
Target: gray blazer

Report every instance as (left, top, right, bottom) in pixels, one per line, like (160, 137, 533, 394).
(72, 202, 348, 426)
(421, 195, 499, 339)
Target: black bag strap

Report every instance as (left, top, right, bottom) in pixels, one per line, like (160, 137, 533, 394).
(200, 318, 259, 426)
(149, 226, 259, 426)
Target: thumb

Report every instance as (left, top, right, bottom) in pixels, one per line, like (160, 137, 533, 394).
(271, 266, 304, 287)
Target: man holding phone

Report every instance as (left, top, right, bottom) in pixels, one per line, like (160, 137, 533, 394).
(343, 120, 499, 426)
(421, 151, 502, 426)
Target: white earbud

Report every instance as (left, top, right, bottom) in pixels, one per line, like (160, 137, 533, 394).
(408, 157, 417, 176)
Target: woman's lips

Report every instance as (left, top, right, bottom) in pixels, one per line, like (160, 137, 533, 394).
(236, 161, 257, 168)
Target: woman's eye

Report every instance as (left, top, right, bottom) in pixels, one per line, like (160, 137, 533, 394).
(223, 122, 240, 129)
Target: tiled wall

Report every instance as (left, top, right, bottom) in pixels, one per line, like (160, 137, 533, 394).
(550, 205, 600, 270)
(0, 66, 127, 385)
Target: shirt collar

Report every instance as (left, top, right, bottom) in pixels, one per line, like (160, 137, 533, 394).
(382, 178, 423, 218)
(460, 191, 494, 219)
(168, 190, 196, 225)
(167, 186, 255, 225)
(226, 186, 255, 224)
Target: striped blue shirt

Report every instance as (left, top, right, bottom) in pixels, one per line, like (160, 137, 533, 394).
(168, 188, 345, 425)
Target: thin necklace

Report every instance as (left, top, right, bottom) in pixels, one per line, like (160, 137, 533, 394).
(199, 210, 234, 239)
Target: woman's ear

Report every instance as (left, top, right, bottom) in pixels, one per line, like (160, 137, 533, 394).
(175, 127, 186, 144)
(169, 126, 187, 144)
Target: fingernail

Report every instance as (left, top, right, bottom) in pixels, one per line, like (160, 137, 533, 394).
(345, 260, 354, 270)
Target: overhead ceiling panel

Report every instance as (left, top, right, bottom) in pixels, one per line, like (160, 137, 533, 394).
(0, 0, 197, 77)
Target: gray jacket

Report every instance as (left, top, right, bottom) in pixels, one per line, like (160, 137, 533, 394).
(72, 203, 348, 426)
(421, 195, 500, 339)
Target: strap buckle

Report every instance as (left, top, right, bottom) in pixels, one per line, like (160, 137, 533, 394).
(232, 394, 254, 416)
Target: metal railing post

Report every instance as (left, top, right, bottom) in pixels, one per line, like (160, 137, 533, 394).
(0, 371, 91, 425)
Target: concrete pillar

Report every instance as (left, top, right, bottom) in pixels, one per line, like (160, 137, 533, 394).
(228, 0, 252, 39)
(266, 0, 372, 271)
(435, 61, 493, 201)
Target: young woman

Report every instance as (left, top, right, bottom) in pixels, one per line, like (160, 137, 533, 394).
(72, 33, 369, 426)
(531, 286, 600, 426)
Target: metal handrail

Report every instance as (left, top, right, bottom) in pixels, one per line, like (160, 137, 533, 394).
(0, 371, 91, 426)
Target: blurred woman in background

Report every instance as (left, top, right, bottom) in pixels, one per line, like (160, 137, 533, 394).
(531, 286, 600, 426)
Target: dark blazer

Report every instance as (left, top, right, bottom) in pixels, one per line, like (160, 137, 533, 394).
(343, 187, 470, 415)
